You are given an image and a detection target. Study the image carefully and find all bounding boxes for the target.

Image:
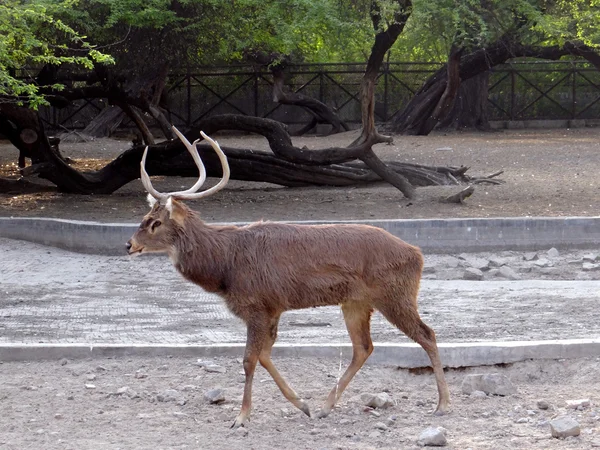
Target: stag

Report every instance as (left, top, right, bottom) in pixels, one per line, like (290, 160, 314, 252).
(127, 127, 450, 428)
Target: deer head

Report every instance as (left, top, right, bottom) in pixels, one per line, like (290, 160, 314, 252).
(126, 127, 230, 256)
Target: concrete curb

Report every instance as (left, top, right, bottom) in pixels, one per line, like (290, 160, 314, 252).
(1, 339, 599, 367)
(1, 216, 599, 255)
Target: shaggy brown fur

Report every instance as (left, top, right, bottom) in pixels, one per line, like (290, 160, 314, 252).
(128, 199, 450, 428)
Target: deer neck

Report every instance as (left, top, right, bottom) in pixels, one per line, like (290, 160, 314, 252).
(170, 216, 232, 294)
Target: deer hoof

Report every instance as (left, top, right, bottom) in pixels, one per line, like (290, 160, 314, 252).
(297, 400, 311, 418)
(316, 409, 331, 419)
(230, 414, 248, 429)
(432, 407, 449, 416)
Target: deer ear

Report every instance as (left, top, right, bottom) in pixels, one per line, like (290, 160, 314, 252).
(166, 197, 187, 225)
(147, 194, 157, 208)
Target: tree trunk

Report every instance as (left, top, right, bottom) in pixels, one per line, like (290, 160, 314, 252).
(78, 105, 125, 139)
(438, 71, 491, 130)
(391, 38, 581, 134)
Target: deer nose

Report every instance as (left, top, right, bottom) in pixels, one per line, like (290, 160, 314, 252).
(126, 241, 132, 252)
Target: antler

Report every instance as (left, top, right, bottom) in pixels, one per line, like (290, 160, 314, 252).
(140, 126, 230, 202)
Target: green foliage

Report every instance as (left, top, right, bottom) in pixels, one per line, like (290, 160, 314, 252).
(0, 0, 113, 108)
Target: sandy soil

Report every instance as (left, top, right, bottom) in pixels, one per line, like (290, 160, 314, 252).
(2, 356, 599, 450)
(1, 128, 599, 222)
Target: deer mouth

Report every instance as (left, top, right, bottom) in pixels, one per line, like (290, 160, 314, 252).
(127, 244, 144, 256)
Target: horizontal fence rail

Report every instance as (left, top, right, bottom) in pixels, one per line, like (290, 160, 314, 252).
(33, 61, 600, 132)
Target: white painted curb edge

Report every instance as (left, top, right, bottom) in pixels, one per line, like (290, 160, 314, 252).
(1, 339, 599, 367)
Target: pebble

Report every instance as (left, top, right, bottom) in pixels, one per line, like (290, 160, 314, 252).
(547, 247, 560, 258)
(84, 384, 96, 389)
(157, 389, 186, 405)
(86, 374, 96, 381)
(515, 418, 529, 424)
(469, 390, 487, 399)
(135, 371, 148, 379)
(463, 268, 483, 281)
(583, 262, 600, 271)
(550, 416, 580, 438)
(369, 431, 382, 439)
(566, 399, 590, 409)
(339, 418, 352, 425)
(54, 413, 63, 419)
(236, 427, 248, 437)
(204, 388, 226, 404)
(461, 373, 516, 396)
(537, 400, 550, 410)
(374, 422, 388, 431)
(59, 358, 69, 366)
(204, 364, 227, 374)
(157, 365, 169, 371)
(417, 426, 447, 447)
(362, 392, 394, 409)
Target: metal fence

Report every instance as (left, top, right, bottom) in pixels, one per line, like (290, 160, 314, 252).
(38, 61, 600, 131)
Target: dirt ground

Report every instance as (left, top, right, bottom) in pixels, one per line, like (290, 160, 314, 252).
(1, 128, 599, 222)
(2, 356, 600, 450)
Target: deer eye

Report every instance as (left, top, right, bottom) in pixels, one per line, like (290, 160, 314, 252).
(151, 220, 162, 232)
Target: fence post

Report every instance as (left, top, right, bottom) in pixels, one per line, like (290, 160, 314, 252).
(510, 65, 516, 121)
(572, 62, 577, 119)
(186, 64, 192, 127)
(383, 62, 389, 122)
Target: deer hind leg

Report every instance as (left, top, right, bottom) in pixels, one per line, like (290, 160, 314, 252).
(376, 299, 450, 415)
(258, 315, 311, 417)
(317, 303, 373, 419)
(231, 312, 271, 429)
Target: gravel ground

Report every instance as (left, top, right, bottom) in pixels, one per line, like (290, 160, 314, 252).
(2, 356, 600, 450)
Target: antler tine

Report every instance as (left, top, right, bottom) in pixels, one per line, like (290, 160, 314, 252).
(138, 126, 208, 203)
(140, 146, 168, 202)
(173, 131, 230, 201)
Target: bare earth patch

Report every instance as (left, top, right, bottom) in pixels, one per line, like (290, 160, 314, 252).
(1, 128, 599, 222)
(2, 356, 599, 450)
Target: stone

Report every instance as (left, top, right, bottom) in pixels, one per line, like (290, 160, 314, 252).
(463, 256, 490, 271)
(547, 247, 560, 258)
(375, 422, 388, 431)
(423, 266, 436, 274)
(204, 388, 226, 404)
(54, 413, 63, 419)
(463, 268, 484, 281)
(498, 266, 521, 280)
(84, 384, 96, 389)
(583, 263, 600, 272)
(469, 390, 487, 399)
(361, 393, 394, 409)
(537, 400, 550, 410)
(86, 374, 96, 381)
(488, 256, 507, 267)
(417, 427, 447, 447)
(339, 418, 352, 425)
(461, 373, 516, 396)
(446, 257, 460, 268)
(550, 416, 580, 438)
(534, 259, 552, 268)
(157, 389, 186, 405)
(515, 417, 529, 424)
(583, 253, 599, 262)
(368, 431, 382, 439)
(523, 252, 538, 261)
(236, 427, 248, 437)
(59, 358, 69, 366)
(591, 439, 600, 447)
(135, 371, 148, 379)
(204, 364, 227, 374)
(157, 365, 169, 371)
(566, 399, 590, 409)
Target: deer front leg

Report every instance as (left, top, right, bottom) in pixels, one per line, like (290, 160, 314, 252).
(231, 315, 269, 429)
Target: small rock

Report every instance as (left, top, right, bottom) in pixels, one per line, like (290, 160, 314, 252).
(84, 384, 96, 389)
(566, 399, 591, 409)
(550, 416, 580, 438)
(547, 247, 560, 258)
(583, 253, 599, 262)
(95, 366, 107, 372)
(537, 400, 550, 410)
(54, 413, 63, 419)
(469, 390, 487, 399)
(461, 373, 516, 396)
(523, 252, 538, 261)
(498, 266, 521, 280)
(157, 365, 169, 371)
(374, 422, 388, 431)
(181, 385, 195, 392)
(21, 385, 38, 391)
(583, 262, 600, 272)
(204, 388, 226, 404)
(236, 427, 248, 437)
(361, 393, 394, 409)
(463, 268, 484, 281)
(534, 259, 552, 268)
(590, 439, 600, 447)
(157, 389, 186, 405)
(515, 417, 529, 424)
(280, 408, 290, 417)
(368, 431, 382, 439)
(86, 374, 96, 381)
(339, 418, 352, 425)
(369, 410, 381, 417)
(135, 371, 148, 379)
(464, 257, 490, 271)
(423, 266, 436, 274)
(417, 427, 447, 447)
(59, 358, 69, 366)
(488, 256, 507, 267)
(204, 364, 227, 374)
